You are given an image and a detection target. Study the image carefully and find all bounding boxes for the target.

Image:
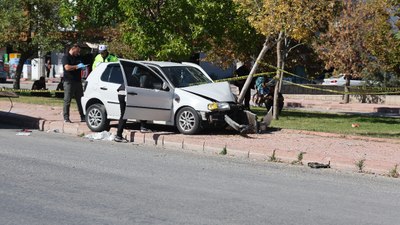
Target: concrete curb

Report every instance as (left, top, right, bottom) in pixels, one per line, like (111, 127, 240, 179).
(1, 101, 399, 177)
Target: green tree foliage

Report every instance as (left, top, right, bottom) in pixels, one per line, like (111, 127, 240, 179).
(117, 0, 261, 63)
(0, 0, 64, 89)
(234, 0, 339, 118)
(59, 0, 123, 42)
(314, 0, 400, 87)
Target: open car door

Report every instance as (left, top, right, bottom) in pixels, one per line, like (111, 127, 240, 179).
(119, 59, 174, 122)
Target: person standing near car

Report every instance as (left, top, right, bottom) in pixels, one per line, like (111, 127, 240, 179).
(114, 83, 128, 142)
(92, 45, 118, 71)
(62, 43, 86, 123)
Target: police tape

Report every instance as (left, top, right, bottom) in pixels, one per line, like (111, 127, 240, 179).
(258, 62, 400, 95)
(284, 80, 400, 95)
(215, 71, 276, 83)
(0, 88, 64, 93)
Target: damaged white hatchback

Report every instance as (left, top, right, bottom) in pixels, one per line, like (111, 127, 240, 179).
(81, 59, 257, 135)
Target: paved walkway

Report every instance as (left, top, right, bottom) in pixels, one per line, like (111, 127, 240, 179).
(1, 93, 400, 176)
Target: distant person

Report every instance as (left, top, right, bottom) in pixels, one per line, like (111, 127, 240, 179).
(45, 58, 52, 78)
(233, 61, 253, 110)
(31, 76, 51, 97)
(264, 84, 284, 115)
(253, 76, 269, 106)
(92, 45, 118, 71)
(62, 43, 86, 123)
(31, 76, 46, 90)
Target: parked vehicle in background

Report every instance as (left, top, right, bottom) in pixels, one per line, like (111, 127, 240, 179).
(0, 60, 7, 83)
(322, 75, 366, 86)
(81, 60, 256, 135)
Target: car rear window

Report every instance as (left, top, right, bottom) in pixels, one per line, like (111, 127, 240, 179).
(101, 65, 123, 84)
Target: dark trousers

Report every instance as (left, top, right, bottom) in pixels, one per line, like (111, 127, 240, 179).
(265, 98, 284, 114)
(63, 80, 84, 120)
(238, 86, 251, 110)
(46, 69, 50, 78)
(116, 94, 127, 138)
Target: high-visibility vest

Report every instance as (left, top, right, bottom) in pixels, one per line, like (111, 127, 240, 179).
(92, 53, 118, 70)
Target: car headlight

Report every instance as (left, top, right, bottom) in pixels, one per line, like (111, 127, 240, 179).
(207, 102, 231, 111)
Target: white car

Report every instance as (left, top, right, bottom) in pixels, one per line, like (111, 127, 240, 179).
(322, 75, 365, 86)
(81, 59, 255, 134)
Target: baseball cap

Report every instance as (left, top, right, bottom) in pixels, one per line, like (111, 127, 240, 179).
(98, 45, 108, 53)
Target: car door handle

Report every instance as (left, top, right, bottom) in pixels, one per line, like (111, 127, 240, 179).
(128, 92, 137, 96)
(100, 87, 107, 90)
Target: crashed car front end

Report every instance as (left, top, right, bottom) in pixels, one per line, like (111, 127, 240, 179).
(202, 101, 258, 134)
(179, 81, 259, 134)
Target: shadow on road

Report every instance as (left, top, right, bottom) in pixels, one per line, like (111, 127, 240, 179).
(0, 111, 41, 130)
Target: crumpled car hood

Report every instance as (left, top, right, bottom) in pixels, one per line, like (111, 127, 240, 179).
(180, 81, 236, 102)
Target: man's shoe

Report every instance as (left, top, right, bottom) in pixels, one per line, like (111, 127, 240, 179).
(64, 119, 72, 123)
(140, 127, 152, 133)
(114, 136, 127, 143)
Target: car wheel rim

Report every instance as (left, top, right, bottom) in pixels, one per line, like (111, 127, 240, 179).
(88, 108, 102, 128)
(179, 111, 195, 131)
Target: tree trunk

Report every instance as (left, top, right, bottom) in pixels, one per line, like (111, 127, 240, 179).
(237, 37, 272, 104)
(13, 54, 27, 90)
(344, 75, 350, 103)
(278, 57, 286, 92)
(273, 31, 284, 120)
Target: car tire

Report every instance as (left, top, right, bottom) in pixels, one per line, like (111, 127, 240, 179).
(176, 107, 201, 135)
(86, 103, 110, 132)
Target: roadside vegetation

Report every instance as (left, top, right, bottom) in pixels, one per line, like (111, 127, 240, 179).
(252, 107, 400, 139)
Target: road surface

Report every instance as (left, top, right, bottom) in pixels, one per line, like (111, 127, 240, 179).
(0, 128, 399, 225)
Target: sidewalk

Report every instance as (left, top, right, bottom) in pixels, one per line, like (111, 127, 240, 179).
(1, 99, 399, 176)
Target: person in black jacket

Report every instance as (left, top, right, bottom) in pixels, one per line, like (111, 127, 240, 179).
(62, 43, 86, 123)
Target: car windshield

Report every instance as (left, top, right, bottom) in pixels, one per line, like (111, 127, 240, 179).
(160, 66, 212, 87)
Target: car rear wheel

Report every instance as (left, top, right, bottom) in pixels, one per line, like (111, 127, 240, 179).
(176, 107, 201, 135)
(86, 103, 110, 132)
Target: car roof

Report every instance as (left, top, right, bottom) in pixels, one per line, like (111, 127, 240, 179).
(106, 60, 195, 68)
(139, 61, 187, 68)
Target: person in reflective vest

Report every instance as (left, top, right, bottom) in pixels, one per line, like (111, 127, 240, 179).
(92, 44, 118, 70)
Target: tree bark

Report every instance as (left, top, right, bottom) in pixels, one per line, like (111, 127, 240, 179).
(237, 37, 272, 104)
(273, 31, 284, 120)
(344, 75, 350, 103)
(13, 51, 33, 90)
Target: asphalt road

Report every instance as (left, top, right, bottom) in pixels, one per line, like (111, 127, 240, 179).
(0, 128, 399, 225)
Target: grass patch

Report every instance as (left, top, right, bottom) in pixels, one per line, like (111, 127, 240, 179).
(388, 164, 399, 178)
(0, 95, 77, 109)
(219, 146, 227, 155)
(252, 107, 400, 139)
(355, 159, 366, 173)
(268, 150, 280, 162)
(291, 151, 306, 165)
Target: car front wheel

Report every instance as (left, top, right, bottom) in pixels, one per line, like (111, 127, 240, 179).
(176, 107, 201, 135)
(86, 103, 110, 132)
